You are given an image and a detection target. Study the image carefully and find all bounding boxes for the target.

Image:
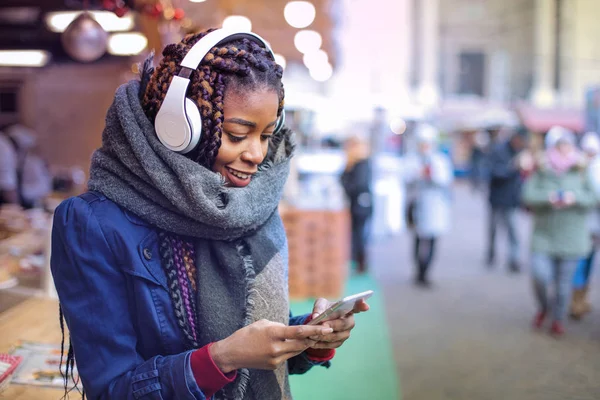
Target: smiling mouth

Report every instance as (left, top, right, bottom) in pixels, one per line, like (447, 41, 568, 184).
(226, 167, 254, 180)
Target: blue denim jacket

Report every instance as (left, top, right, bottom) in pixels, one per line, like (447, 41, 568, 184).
(51, 192, 326, 400)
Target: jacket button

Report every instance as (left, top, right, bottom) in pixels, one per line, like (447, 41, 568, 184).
(143, 248, 152, 260)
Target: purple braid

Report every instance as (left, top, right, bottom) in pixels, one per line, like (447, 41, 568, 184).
(158, 232, 199, 348)
(172, 237, 198, 342)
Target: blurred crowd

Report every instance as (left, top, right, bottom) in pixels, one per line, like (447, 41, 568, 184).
(340, 122, 600, 338)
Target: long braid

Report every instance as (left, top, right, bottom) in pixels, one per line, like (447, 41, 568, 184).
(158, 232, 199, 348)
(171, 236, 198, 342)
(142, 29, 285, 169)
(59, 305, 85, 399)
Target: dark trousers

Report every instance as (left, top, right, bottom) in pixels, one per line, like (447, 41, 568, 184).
(351, 216, 370, 272)
(488, 206, 519, 264)
(414, 236, 437, 281)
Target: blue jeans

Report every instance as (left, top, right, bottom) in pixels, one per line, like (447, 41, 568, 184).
(531, 253, 578, 322)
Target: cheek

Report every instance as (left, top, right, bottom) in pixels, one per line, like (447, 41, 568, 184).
(213, 142, 237, 170)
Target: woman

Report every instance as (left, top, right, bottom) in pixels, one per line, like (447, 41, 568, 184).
(523, 128, 596, 336)
(404, 124, 453, 287)
(51, 29, 368, 399)
(340, 137, 373, 274)
(570, 132, 600, 319)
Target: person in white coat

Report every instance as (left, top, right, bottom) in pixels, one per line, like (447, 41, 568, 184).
(404, 124, 454, 287)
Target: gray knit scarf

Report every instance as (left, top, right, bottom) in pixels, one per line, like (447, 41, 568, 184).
(88, 80, 294, 400)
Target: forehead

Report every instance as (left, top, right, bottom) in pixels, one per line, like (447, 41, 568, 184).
(223, 88, 279, 116)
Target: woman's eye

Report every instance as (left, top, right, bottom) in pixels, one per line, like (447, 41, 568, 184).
(226, 133, 245, 143)
(261, 135, 273, 142)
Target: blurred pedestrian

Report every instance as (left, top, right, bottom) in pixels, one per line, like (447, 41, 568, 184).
(340, 137, 373, 274)
(523, 127, 597, 336)
(570, 132, 600, 319)
(0, 124, 52, 209)
(404, 124, 453, 287)
(469, 129, 490, 193)
(486, 127, 527, 272)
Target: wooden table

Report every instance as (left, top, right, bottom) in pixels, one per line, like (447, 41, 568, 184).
(0, 297, 64, 399)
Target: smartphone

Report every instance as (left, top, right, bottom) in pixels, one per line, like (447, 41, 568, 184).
(307, 290, 374, 325)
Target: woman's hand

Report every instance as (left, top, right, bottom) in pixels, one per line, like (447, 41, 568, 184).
(209, 319, 333, 373)
(549, 191, 576, 208)
(307, 298, 370, 349)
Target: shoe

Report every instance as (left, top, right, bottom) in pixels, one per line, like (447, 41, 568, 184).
(550, 321, 565, 336)
(508, 261, 521, 273)
(532, 311, 546, 329)
(570, 288, 586, 320)
(486, 253, 495, 268)
(414, 277, 433, 289)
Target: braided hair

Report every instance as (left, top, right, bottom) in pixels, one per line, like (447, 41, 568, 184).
(141, 28, 285, 169)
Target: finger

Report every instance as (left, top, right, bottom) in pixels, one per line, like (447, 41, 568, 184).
(312, 298, 330, 319)
(282, 338, 319, 354)
(310, 330, 350, 343)
(309, 340, 346, 349)
(352, 299, 370, 313)
(312, 317, 355, 334)
(278, 325, 333, 340)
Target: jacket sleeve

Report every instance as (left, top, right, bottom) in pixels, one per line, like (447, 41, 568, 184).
(573, 172, 598, 209)
(51, 197, 207, 400)
(286, 313, 332, 375)
(522, 171, 552, 209)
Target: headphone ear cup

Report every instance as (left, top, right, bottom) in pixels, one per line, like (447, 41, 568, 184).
(274, 110, 286, 134)
(184, 97, 202, 152)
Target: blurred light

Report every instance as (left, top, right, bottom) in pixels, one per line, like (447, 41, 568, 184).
(284, 1, 316, 28)
(45, 11, 134, 33)
(309, 62, 332, 82)
(0, 7, 40, 24)
(294, 30, 322, 54)
(302, 49, 328, 69)
(0, 50, 50, 67)
(163, 7, 175, 20)
(222, 15, 252, 32)
(274, 53, 287, 70)
(389, 118, 407, 135)
(189, 0, 206, 2)
(181, 18, 193, 29)
(107, 33, 148, 56)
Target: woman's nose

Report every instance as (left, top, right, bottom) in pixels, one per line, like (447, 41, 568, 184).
(240, 138, 265, 164)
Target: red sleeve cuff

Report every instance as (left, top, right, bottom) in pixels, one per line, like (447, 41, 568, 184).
(190, 343, 237, 398)
(303, 314, 336, 362)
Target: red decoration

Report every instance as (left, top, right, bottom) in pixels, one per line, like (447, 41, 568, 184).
(100, 0, 187, 23)
(114, 6, 128, 17)
(173, 8, 185, 20)
(150, 3, 163, 18)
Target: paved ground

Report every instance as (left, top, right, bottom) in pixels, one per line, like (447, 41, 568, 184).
(371, 182, 600, 400)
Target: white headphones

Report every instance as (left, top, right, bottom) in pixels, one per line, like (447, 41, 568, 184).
(154, 29, 285, 154)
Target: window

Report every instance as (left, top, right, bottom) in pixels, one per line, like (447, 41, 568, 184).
(458, 52, 485, 97)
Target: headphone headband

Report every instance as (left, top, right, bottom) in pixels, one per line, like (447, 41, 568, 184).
(180, 29, 275, 70)
(154, 29, 284, 154)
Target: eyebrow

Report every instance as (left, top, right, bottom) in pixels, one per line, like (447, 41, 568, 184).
(224, 118, 277, 129)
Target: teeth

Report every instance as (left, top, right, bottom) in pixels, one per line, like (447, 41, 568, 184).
(228, 168, 249, 180)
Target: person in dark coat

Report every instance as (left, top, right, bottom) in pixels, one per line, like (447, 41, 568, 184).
(486, 127, 527, 272)
(341, 137, 373, 274)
